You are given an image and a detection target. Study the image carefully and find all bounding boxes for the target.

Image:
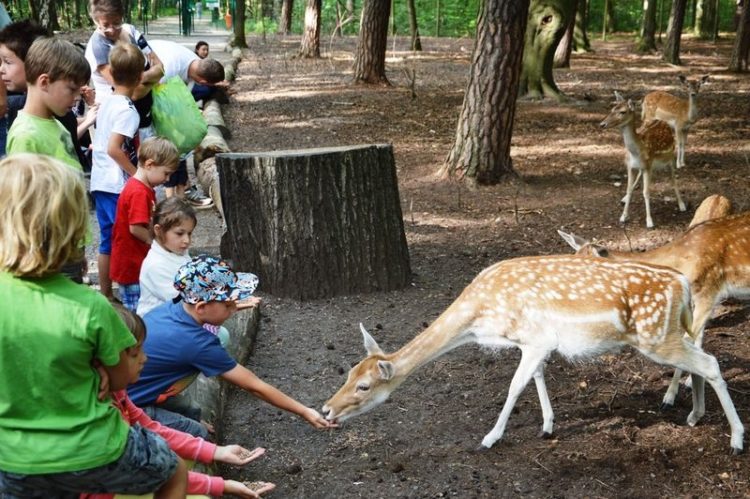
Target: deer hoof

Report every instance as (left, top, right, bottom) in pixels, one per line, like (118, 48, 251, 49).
(731, 446, 744, 456)
(538, 431, 554, 440)
(659, 402, 674, 412)
(471, 444, 491, 454)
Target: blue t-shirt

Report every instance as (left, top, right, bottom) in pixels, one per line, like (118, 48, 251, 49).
(127, 300, 237, 406)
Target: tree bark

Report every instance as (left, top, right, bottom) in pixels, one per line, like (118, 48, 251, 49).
(693, 0, 715, 38)
(353, 0, 391, 84)
(407, 0, 422, 50)
(37, 0, 60, 29)
(518, 0, 574, 101)
(554, 0, 577, 67)
(217, 145, 411, 300)
(299, 0, 321, 57)
(232, 0, 248, 48)
(637, 0, 658, 52)
(278, 0, 293, 34)
(572, 0, 591, 52)
(439, 0, 530, 185)
(663, 0, 687, 64)
(729, 0, 750, 71)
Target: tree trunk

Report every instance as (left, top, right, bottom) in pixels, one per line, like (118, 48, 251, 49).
(407, 0, 422, 50)
(518, 0, 573, 100)
(693, 0, 715, 38)
(554, 0, 577, 67)
(637, 0, 658, 52)
(232, 0, 248, 48)
(278, 0, 293, 34)
(299, 0, 321, 57)
(439, 0, 530, 185)
(572, 0, 591, 52)
(663, 0, 687, 64)
(353, 0, 391, 84)
(217, 145, 412, 300)
(729, 0, 750, 71)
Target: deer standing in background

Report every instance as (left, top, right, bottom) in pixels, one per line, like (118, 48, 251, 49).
(601, 92, 686, 229)
(322, 255, 744, 454)
(642, 75, 709, 169)
(559, 209, 750, 407)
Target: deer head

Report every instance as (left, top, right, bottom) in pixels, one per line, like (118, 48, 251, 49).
(600, 93, 638, 129)
(322, 324, 402, 423)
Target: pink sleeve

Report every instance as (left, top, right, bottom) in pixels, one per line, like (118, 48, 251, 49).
(121, 394, 217, 463)
(188, 471, 225, 496)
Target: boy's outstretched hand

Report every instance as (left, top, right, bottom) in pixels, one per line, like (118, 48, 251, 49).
(302, 407, 339, 429)
(214, 445, 266, 465)
(224, 480, 276, 498)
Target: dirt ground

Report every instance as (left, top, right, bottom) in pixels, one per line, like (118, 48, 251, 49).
(216, 34, 750, 498)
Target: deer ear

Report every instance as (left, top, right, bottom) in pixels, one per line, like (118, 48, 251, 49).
(700, 74, 710, 85)
(377, 360, 395, 380)
(360, 323, 383, 356)
(592, 245, 609, 258)
(613, 91, 624, 103)
(627, 99, 635, 111)
(557, 230, 586, 251)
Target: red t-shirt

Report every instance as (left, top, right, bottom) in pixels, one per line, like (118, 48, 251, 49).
(110, 177, 155, 284)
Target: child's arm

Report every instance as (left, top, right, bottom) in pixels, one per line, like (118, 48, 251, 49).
(100, 351, 133, 392)
(129, 224, 152, 245)
(107, 133, 137, 177)
(221, 365, 337, 429)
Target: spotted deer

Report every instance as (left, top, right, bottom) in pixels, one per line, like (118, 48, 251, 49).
(559, 210, 750, 406)
(642, 75, 709, 169)
(601, 92, 686, 229)
(322, 255, 744, 454)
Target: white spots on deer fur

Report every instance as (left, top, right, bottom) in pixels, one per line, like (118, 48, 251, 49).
(568, 293, 579, 300)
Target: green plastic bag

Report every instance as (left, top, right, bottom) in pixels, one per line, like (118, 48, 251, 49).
(151, 76, 208, 154)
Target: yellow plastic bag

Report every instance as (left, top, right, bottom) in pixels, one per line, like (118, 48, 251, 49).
(151, 76, 208, 154)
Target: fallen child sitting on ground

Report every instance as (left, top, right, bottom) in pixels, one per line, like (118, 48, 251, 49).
(128, 255, 338, 437)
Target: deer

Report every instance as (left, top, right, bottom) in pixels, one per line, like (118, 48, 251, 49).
(642, 75, 709, 169)
(322, 255, 744, 455)
(558, 209, 750, 407)
(601, 91, 686, 229)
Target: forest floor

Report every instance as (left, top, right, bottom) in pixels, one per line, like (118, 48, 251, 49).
(215, 33, 750, 498)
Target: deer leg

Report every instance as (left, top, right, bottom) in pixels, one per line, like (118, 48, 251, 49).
(669, 158, 687, 212)
(481, 347, 548, 449)
(620, 167, 637, 224)
(642, 168, 654, 229)
(533, 365, 554, 438)
(676, 128, 687, 168)
(621, 170, 642, 204)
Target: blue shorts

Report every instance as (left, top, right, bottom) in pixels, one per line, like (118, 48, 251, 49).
(117, 283, 140, 312)
(0, 425, 178, 498)
(91, 191, 119, 255)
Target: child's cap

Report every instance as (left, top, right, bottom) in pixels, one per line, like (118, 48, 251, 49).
(174, 255, 258, 304)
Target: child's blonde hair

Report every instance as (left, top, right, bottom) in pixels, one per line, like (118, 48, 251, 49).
(0, 154, 88, 277)
(152, 197, 197, 241)
(109, 42, 144, 87)
(25, 37, 91, 87)
(138, 137, 180, 170)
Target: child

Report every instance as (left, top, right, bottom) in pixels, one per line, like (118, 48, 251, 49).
(137, 196, 196, 317)
(128, 255, 337, 437)
(5, 36, 89, 171)
(195, 40, 209, 59)
(0, 154, 187, 497)
(81, 305, 275, 499)
(90, 42, 143, 299)
(110, 137, 179, 311)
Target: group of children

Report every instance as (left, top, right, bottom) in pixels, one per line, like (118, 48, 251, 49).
(0, 0, 337, 497)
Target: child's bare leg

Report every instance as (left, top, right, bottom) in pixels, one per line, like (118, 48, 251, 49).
(174, 183, 187, 197)
(164, 186, 175, 198)
(98, 253, 112, 298)
(154, 456, 188, 499)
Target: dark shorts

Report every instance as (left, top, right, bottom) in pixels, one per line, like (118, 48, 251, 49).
(0, 425, 178, 498)
(91, 191, 119, 255)
(164, 159, 188, 187)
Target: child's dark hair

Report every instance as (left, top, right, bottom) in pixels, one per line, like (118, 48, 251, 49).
(113, 302, 147, 343)
(0, 20, 51, 62)
(195, 40, 208, 54)
(25, 38, 91, 86)
(89, 0, 125, 18)
(152, 197, 197, 238)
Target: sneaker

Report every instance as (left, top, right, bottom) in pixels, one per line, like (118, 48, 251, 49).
(185, 187, 214, 208)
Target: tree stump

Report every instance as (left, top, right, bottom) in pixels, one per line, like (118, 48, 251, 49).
(217, 144, 411, 300)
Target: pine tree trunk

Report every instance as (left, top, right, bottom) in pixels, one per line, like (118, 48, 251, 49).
(299, 0, 321, 57)
(439, 0, 530, 185)
(637, 0, 658, 52)
(554, 0, 577, 67)
(407, 0, 422, 50)
(278, 0, 293, 34)
(518, 0, 573, 100)
(694, 0, 715, 39)
(572, 0, 591, 52)
(729, 0, 750, 71)
(663, 0, 687, 64)
(233, 0, 248, 48)
(217, 145, 411, 300)
(353, 0, 391, 84)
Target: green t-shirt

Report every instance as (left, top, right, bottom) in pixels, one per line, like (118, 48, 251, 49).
(0, 272, 136, 474)
(6, 111, 82, 171)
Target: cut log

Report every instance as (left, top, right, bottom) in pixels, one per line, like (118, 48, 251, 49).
(202, 100, 230, 139)
(217, 144, 411, 300)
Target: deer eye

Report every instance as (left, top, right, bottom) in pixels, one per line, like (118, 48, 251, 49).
(356, 383, 370, 392)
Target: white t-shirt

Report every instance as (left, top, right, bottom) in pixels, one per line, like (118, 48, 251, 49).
(85, 24, 145, 103)
(149, 39, 199, 90)
(137, 240, 191, 317)
(90, 95, 140, 194)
